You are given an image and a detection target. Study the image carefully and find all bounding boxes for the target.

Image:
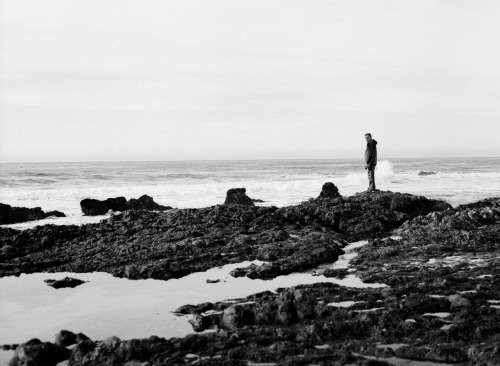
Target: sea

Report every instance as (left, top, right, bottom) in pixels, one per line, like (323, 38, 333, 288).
(1, 157, 500, 230)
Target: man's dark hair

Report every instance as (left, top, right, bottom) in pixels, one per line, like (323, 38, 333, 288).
(365, 133, 372, 137)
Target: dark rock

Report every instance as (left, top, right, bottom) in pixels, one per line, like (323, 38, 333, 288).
(54, 330, 88, 347)
(0, 203, 65, 225)
(223, 188, 255, 206)
(55, 330, 76, 347)
(126, 195, 172, 211)
(418, 171, 436, 176)
(80, 195, 172, 216)
(44, 277, 87, 289)
(221, 303, 256, 329)
(448, 294, 471, 309)
(317, 182, 341, 199)
(80, 197, 128, 215)
(9, 339, 70, 366)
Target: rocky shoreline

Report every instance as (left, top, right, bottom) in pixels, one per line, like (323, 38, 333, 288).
(1, 186, 499, 365)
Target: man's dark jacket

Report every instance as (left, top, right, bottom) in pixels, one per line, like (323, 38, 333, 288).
(365, 140, 378, 167)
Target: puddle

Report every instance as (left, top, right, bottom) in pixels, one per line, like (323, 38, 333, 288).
(327, 301, 362, 308)
(315, 344, 331, 349)
(376, 344, 408, 351)
(0, 259, 385, 346)
(353, 307, 384, 313)
(354, 354, 459, 366)
(422, 312, 451, 318)
(319, 240, 368, 270)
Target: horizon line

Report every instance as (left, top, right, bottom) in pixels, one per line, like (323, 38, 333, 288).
(1, 156, 500, 164)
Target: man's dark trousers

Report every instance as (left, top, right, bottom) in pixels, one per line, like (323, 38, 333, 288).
(367, 166, 376, 190)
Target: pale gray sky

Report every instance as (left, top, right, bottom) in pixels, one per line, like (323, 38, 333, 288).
(1, 0, 499, 162)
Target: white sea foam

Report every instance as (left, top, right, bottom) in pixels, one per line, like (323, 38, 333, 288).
(1, 158, 500, 230)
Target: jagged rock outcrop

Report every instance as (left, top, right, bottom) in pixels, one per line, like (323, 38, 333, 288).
(0, 203, 65, 225)
(223, 188, 255, 206)
(80, 195, 172, 216)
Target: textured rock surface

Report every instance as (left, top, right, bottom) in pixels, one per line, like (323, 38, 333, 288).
(0, 190, 450, 280)
(0, 203, 65, 225)
(80, 195, 172, 216)
(5, 191, 500, 365)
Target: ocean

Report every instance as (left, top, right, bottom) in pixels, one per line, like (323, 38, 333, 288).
(1, 157, 500, 230)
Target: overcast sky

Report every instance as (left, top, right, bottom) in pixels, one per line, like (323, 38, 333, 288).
(1, 0, 499, 162)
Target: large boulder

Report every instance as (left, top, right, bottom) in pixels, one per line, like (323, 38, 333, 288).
(318, 182, 341, 199)
(80, 197, 128, 216)
(0, 203, 65, 225)
(80, 195, 172, 216)
(9, 338, 70, 366)
(223, 188, 255, 206)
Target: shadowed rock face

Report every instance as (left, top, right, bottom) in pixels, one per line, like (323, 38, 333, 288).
(223, 188, 255, 206)
(80, 195, 172, 216)
(0, 203, 65, 225)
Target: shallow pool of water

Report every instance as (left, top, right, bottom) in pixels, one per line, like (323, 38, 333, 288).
(0, 253, 384, 346)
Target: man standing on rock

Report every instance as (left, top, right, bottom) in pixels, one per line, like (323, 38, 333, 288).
(364, 133, 378, 191)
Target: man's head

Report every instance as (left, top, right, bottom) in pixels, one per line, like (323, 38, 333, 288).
(365, 133, 372, 143)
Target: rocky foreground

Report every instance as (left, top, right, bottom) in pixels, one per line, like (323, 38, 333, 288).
(2, 187, 500, 365)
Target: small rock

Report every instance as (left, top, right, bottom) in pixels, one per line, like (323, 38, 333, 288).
(9, 339, 70, 366)
(44, 277, 87, 289)
(448, 294, 471, 309)
(317, 182, 341, 199)
(55, 330, 76, 347)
